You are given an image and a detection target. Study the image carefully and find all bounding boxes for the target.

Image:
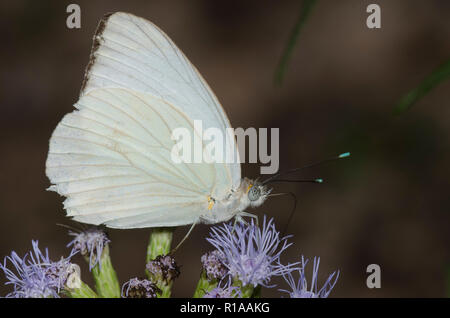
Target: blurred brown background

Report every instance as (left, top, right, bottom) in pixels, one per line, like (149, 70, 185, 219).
(0, 0, 449, 297)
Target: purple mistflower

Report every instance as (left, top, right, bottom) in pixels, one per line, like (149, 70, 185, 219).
(0, 240, 77, 298)
(146, 255, 180, 284)
(279, 256, 339, 298)
(67, 228, 110, 270)
(206, 216, 297, 287)
(121, 277, 160, 298)
(201, 250, 228, 281)
(203, 280, 241, 298)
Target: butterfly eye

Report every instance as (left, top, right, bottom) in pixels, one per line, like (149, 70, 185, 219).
(248, 186, 261, 202)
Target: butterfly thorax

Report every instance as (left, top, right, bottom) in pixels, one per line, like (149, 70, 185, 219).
(200, 178, 271, 224)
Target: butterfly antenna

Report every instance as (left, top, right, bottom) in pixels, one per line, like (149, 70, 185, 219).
(262, 152, 350, 184)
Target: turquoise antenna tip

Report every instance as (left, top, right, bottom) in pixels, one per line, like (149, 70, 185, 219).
(315, 178, 323, 183)
(338, 152, 351, 159)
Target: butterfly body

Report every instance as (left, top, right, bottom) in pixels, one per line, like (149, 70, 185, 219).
(200, 178, 270, 225)
(46, 12, 272, 229)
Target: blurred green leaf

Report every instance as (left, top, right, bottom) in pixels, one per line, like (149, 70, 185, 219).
(274, 0, 317, 86)
(394, 58, 450, 114)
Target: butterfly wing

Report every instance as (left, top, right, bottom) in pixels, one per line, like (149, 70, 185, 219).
(81, 12, 241, 191)
(46, 13, 242, 228)
(47, 88, 222, 228)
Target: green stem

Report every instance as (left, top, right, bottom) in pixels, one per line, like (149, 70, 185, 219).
(240, 285, 254, 298)
(251, 285, 262, 298)
(233, 278, 255, 298)
(65, 281, 98, 298)
(193, 271, 218, 298)
(146, 227, 174, 262)
(146, 227, 175, 298)
(90, 245, 121, 298)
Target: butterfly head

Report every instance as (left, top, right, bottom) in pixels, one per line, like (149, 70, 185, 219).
(244, 178, 271, 208)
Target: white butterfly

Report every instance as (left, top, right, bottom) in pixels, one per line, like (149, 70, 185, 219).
(46, 12, 270, 229)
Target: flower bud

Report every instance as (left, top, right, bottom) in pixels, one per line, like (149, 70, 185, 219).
(201, 250, 228, 281)
(146, 255, 180, 284)
(122, 278, 161, 298)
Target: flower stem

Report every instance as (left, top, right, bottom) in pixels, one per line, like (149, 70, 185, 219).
(251, 285, 262, 298)
(193, 271, 218, 298)
(233, 278, 255, 298)
(66, 281, 98, 298)
(90, 245, 121, 298)
(146, 227, 174, 298)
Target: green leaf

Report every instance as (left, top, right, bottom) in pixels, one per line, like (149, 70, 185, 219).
(274, 0, 317, 85)
(394, 58, 450, 114)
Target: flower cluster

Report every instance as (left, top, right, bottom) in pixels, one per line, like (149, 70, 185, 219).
(0, 240, 78, 298)
(121, 278, 161, 298)
(201, 250, 228, 281)
(203, 216, 339, 298)
(0, 217, 339, 298)
(67, 228, 110, 270)
(203, 280, 241, 298)
(146, 254, 180, 284)
(206, 216, 298, 287)
(279, 256, 339, 298)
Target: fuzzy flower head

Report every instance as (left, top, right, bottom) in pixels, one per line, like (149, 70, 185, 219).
(201, 250, 228, 281)
(206, 216, 297, 287)
(146, 255, 180, 284)
(67, 228, 110, 270)
(279, 256, 339, 298)
(203, 280, 241, 298)
(0, 240, 78, 298)
(121, 278, 161, 298)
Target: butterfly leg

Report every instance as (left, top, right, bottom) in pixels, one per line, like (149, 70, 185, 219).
(231, 215, 244, 234)
(235, 211, 259, 227)
(171, 220, 199, 254)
